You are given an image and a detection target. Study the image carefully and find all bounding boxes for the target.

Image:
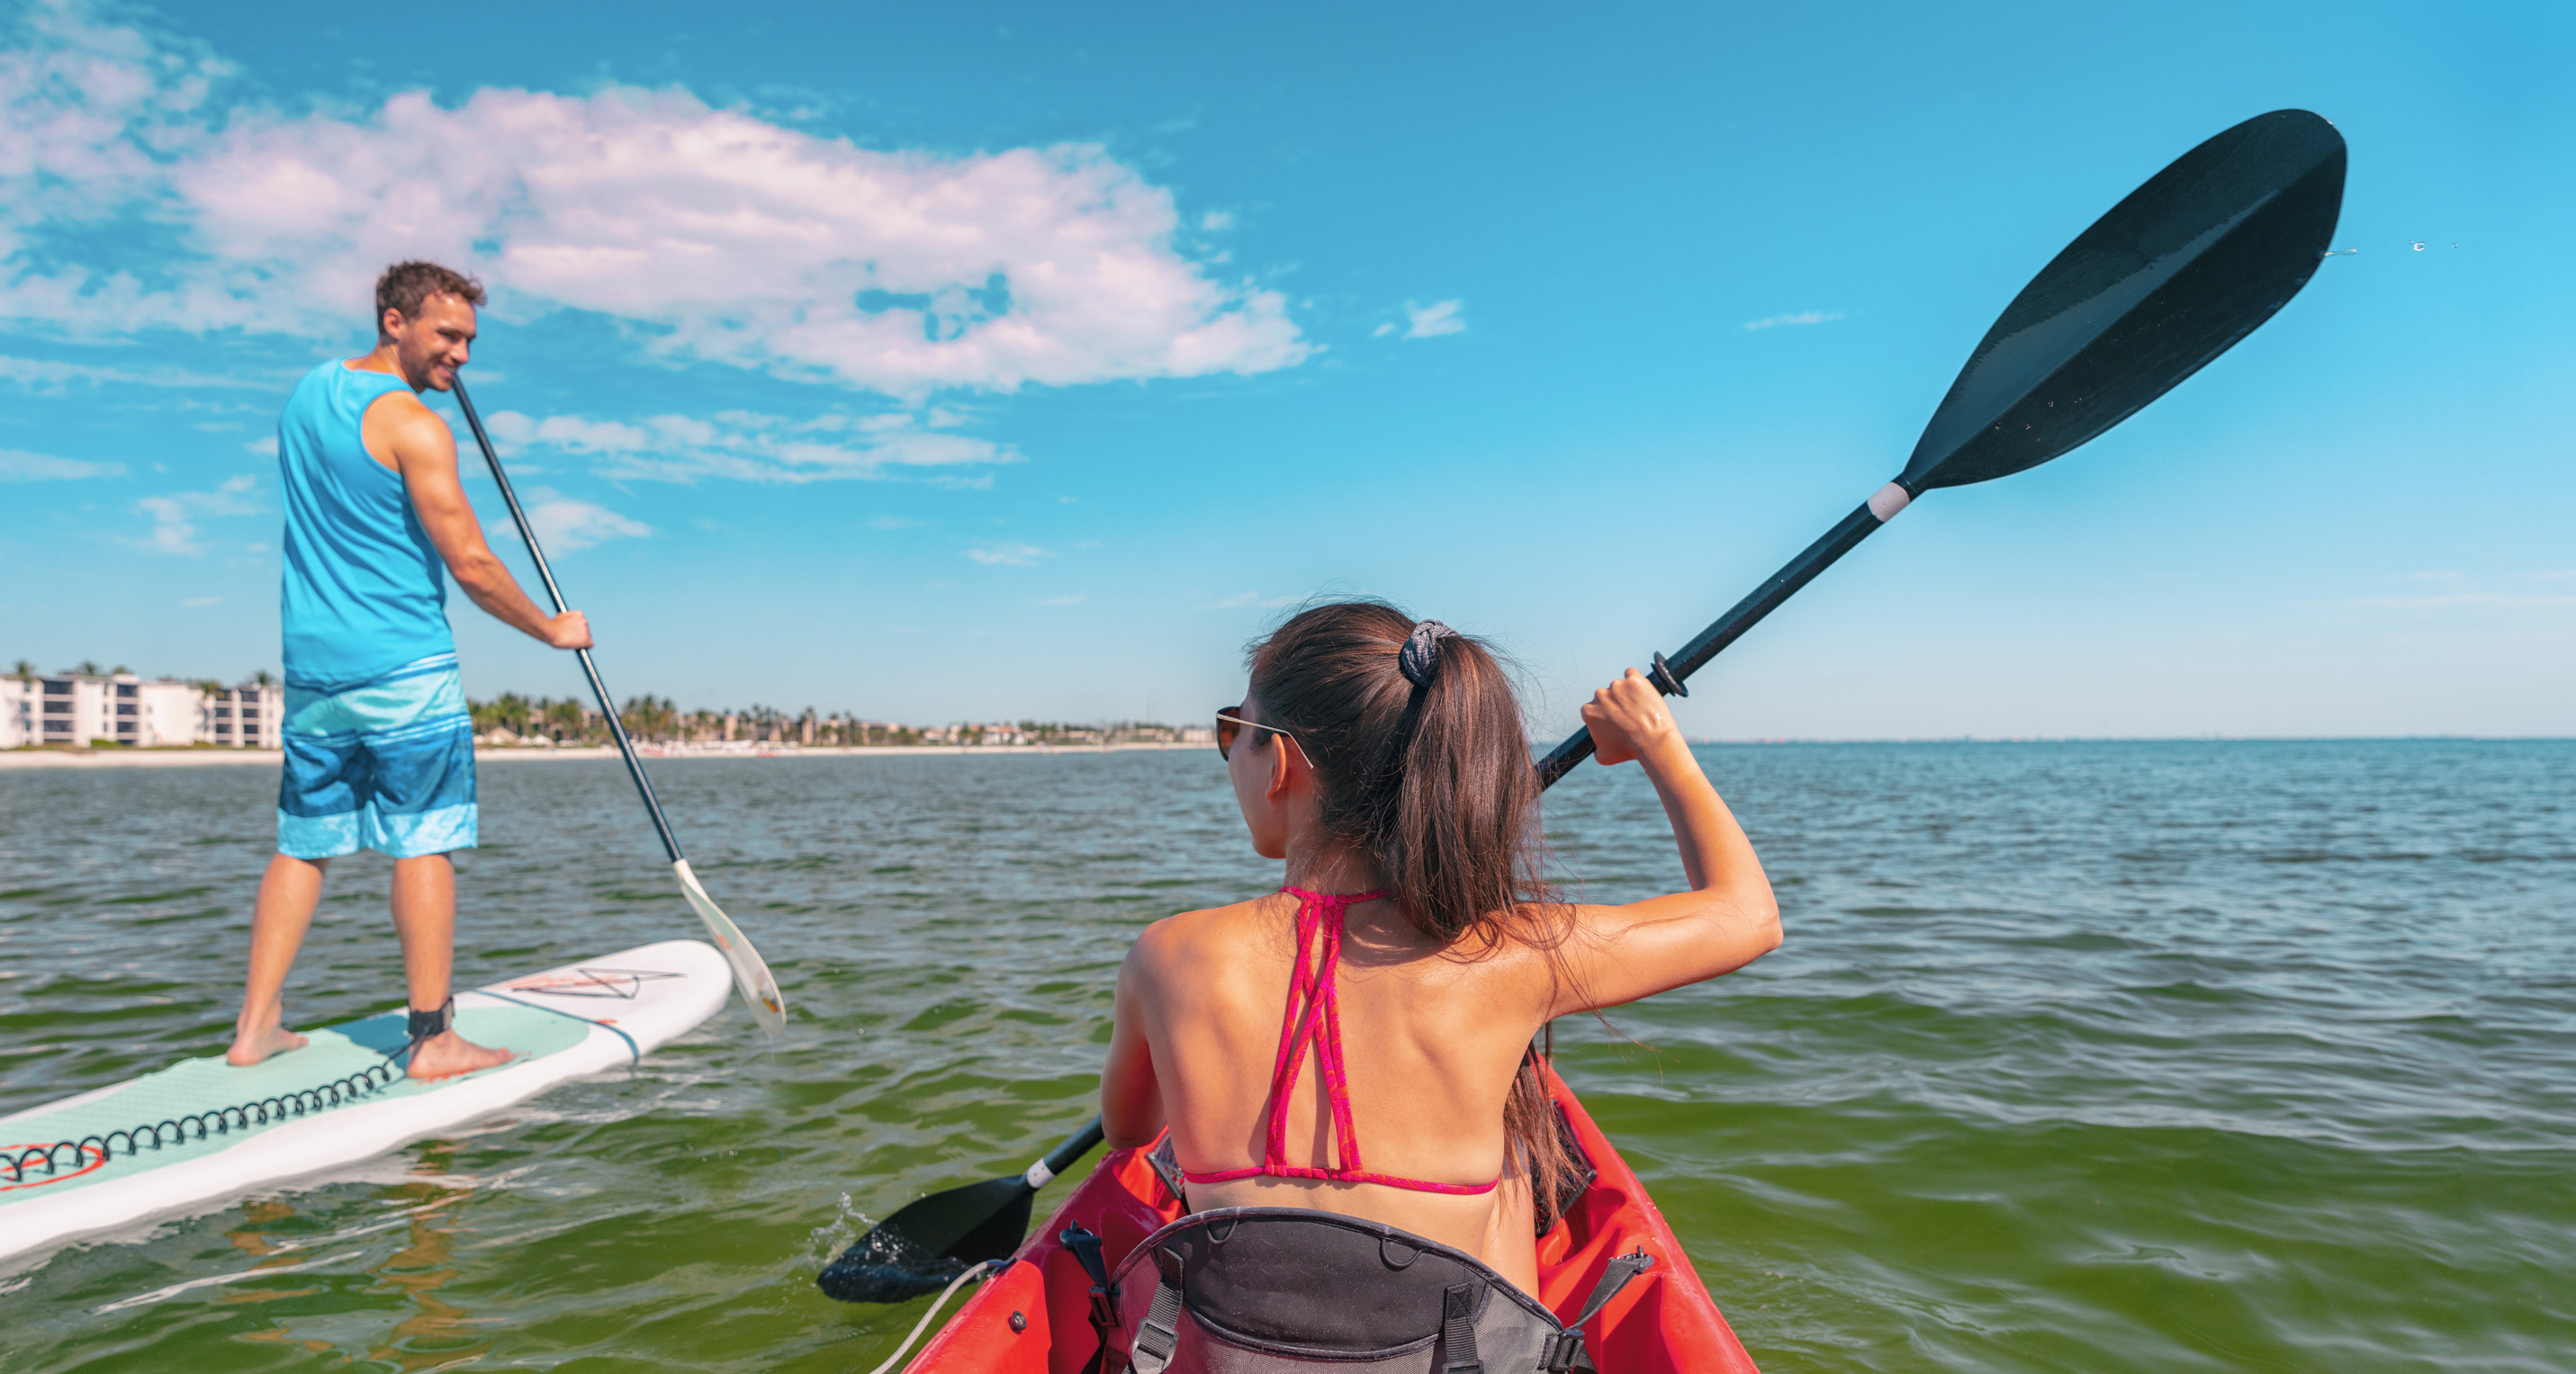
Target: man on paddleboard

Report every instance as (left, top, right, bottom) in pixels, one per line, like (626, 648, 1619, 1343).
(227, 260, 592, 1081)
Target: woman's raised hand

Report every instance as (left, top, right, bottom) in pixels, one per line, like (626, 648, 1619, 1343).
(1581, 668, 1683, 767)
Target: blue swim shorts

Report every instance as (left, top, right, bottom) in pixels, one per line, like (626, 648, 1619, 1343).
(276, 653, 477, 860)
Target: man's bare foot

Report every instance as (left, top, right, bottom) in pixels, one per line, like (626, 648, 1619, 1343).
(227, 1021, 308, 1067)
(407, 1029, 513, 1081)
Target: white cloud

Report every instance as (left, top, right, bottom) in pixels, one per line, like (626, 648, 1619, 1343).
(480, 406, 1019, 484)
(0, 446, 123, 480)
(0, 355, 268, 391)
(242, 435, 275, 455)
(2330, 592, 2576, 609)
(132, 472, 257, 553)
(966, 543, 1052, 567)
(0, 2, 1309, 400)
(867, 515, 923, 529)
(1401, 300, 1464, 339)
(504, 497, 650, 553)
(1743, 310, 1843, 331)
(2319, 571, 2576, 610)
(1201, 211, 1234, 231)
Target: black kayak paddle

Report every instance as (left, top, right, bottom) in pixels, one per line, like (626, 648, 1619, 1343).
(819, 1118, 1104, 1302)
(817, 107, 2347, 1306)
(1540, 108, 2346, 779)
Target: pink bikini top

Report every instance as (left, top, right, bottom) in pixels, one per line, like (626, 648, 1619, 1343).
(1179, 885, 1502, 1197)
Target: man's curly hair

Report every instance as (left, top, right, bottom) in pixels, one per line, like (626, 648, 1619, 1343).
(374, 261, 486, 340)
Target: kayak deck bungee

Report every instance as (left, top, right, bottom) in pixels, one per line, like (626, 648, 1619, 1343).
(0, 938, 733, 1263)
(897, 1066, 1759, 1373)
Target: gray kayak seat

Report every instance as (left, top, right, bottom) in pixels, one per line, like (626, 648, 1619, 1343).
(1061, 1208, 1652, 1374)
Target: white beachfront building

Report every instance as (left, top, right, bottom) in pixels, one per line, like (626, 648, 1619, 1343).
(0, 673, 284, 750)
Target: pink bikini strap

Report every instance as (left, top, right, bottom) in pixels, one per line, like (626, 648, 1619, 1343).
(1262, 885, 1384, 1173)
(1180, 885, 1500, 1196)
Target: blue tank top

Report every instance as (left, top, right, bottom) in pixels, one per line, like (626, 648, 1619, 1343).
(276, 360, 456, 692)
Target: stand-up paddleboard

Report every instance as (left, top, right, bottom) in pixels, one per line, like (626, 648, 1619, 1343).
(0, 938, 732, 1263)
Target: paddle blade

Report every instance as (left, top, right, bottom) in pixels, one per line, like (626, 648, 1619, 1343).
(818, 1176, 1033, 1304)
(1902, 109, 2347, 493)
(672, 858, 788, 1036)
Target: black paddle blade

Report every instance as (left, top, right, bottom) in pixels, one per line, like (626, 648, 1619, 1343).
(1902, 109, 2346, 493)
(817, 1175, 1033, 1304)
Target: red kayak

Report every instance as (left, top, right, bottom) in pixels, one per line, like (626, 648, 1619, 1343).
(902, 1067, 1761, 1373)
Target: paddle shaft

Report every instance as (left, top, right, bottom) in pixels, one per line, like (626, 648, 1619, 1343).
(449, 379, 686, 866)
(1535, 496, 1892, 786)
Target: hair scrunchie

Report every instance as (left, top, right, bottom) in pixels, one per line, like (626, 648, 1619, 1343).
(1398, 619, 1455, 689)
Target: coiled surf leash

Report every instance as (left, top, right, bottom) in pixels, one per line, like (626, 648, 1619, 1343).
(4, 1060, 401, 1189)
(3, 999, 461, 1189)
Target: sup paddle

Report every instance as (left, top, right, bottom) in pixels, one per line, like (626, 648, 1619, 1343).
(449, 378, 788, 1037)
(817, 107, 2348, 1304)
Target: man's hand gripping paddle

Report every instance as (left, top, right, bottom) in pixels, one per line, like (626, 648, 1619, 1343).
(449, 380, 788, 1037)
(815, 108, 2348, 1304)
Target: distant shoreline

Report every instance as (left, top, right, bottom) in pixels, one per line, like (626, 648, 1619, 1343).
(2, 735, 2560, 771)
(0, 741, 1220, 769)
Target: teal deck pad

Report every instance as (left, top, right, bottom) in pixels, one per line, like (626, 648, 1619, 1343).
(0, 1005, 589, 1205)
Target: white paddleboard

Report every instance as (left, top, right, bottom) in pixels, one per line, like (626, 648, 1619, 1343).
(0, 938, 733, 1263)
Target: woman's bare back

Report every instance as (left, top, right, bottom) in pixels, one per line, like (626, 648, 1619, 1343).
(1116, 891, 1557, 1289)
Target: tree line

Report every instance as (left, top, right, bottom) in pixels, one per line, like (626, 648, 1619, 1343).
(467, 693, 1203, 749)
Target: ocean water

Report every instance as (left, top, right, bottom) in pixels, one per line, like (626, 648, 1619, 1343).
(0, 741, 2568, 1372)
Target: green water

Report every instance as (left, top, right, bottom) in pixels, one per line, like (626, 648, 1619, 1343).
(1, 742, 2569, 1371)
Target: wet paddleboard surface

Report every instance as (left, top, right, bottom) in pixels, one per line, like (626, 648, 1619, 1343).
(0, 940, 729, 1262)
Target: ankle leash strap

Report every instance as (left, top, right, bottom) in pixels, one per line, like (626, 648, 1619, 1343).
(393, 996, 455, 1064)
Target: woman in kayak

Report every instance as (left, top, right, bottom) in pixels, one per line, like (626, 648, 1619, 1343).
(1101, 598, 1779, 1303)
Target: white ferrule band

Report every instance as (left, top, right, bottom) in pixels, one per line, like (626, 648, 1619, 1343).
(1025, 1159, 1056, 1190)
(1867, 481, 1912, 522)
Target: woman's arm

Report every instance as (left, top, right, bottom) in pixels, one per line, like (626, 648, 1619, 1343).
(1099, 934, 1166, 1150)
(1547, 669, 1780, 1017)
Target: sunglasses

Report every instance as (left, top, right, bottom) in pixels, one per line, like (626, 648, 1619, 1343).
(1215, 708, 1301, 763)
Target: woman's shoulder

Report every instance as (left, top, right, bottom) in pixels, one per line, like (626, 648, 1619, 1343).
(1128, 895, 1274, 967)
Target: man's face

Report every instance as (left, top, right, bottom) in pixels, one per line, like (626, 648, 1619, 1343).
(381, 292, 478, 392)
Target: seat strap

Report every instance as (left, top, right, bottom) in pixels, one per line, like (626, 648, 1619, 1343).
(1540, 1250, 1656, 1372)
(1441, 1282, 1484, 1373)
(1060, 1226, 1119, 1374)
(1126, 1246, 1187, 1374)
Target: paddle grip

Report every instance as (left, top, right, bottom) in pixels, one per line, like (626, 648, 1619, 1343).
(451, 379, 687, 866)
(1535, 499, 1888, 789)
(1042, 1116, 1110, 1181)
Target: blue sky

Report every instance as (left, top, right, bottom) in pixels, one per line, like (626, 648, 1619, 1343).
(2, 0, 2567, 739)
